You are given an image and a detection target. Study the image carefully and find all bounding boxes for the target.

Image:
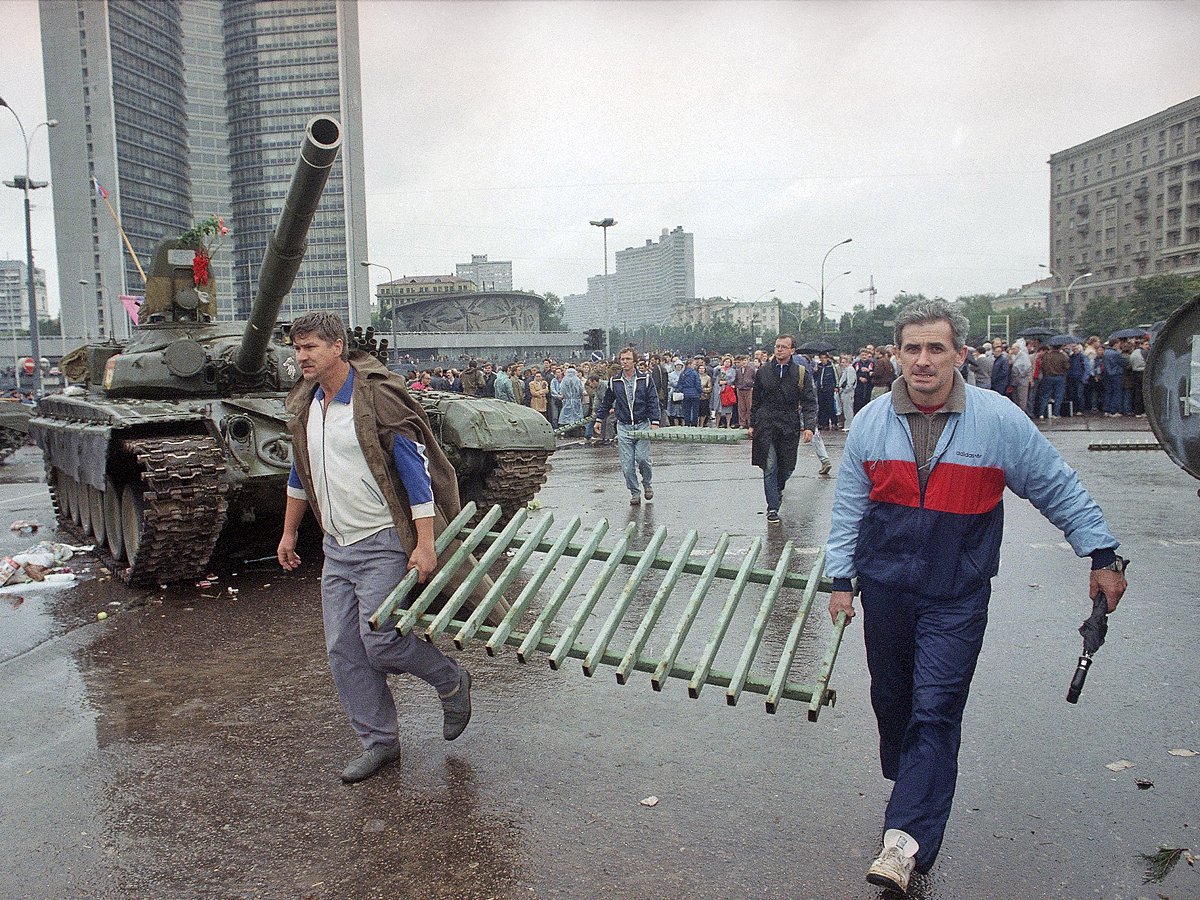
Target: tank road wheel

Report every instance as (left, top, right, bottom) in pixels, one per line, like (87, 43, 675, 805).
(88, 484, 107, 547)
(103, 477, 125, 562)
(78, 483, 94, 537)
(120, 484, 145, 567)
(68, 478, 83, 527)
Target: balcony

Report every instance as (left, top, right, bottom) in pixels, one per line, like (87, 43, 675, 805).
(1076, 219, 1091, 234)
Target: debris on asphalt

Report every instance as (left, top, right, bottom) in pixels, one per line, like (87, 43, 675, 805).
(1140, 845, 1188, 883)
(1135, 779, 1154, 790)
(96, 611, 107, 620)
(9, 520, 38, 534)
(640, 795, 659, 807)
(1168, 748, 1197, 757)
(1106, 759, 1135, 772)
(0, 541, 90, 588)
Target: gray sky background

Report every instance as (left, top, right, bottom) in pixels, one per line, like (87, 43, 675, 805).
(1, 0, 1198, 320)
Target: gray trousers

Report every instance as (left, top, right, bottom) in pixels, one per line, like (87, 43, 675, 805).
(322, 527, 460, 750)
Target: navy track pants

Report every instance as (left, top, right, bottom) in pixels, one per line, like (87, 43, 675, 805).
(860, 577, 991, 872)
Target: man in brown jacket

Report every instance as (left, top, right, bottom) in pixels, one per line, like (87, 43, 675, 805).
(277, 312, 472, 784)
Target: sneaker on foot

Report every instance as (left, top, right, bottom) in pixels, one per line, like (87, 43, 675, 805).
(866, 829, 918, 895)
(441, 668, 472, 741)
(818, 457, 832, 476)
(630, 493, 641, 506)
(766, 509, 781, 524)
(643, 485, 654, 501)
(340, 743, 402, 783)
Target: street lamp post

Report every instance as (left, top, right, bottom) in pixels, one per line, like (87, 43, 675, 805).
(1, 98, 57, 398)
(818, 238, 852, 337)
(360, 259, 394, 334)
(589, 218, 616, 358)
(1039, 264, 1091, 329)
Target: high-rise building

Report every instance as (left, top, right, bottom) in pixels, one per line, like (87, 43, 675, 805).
(563, 227, 694, 329)
(614, 226, 694, 326)
(0, 260, 49, 332)
(40, 0, 369, 340)
(456, 254, 513, 293)
(1048, 95, 1200, 320)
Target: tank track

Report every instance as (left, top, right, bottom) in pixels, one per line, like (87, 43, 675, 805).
(49, 436, 229, 587)
(0, 427, 27, 463)
(472, 449, 551, 525)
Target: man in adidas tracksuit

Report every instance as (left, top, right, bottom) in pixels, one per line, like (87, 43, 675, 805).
(825, 299, 1128, 894)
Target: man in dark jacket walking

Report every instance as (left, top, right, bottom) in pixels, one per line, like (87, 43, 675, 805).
(594, 347, 662, 504)
(749, 334, 817, 524)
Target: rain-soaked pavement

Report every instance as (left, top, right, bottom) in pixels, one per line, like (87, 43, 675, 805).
(0, 420, 1197, 900)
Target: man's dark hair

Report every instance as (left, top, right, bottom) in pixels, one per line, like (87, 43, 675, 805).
(289, 311, 349, 360)
(893, 298, 969, 351)
(774, 334, 796, 349)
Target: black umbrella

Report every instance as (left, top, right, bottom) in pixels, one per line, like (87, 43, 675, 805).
(795, 339, 836, 354)
(1047, 334, 1084, 346)
(1108, 327, 1148, 341)
(1066, 557, 1127, 704)
(1018, 326, 1056, 338)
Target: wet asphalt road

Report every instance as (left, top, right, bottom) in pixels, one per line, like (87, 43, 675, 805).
(0, 420, 1196, 900)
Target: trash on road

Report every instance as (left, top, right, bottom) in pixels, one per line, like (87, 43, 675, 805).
(9, 520, 38, 535)
(0, 541, 91, 588)
(640, 795, 659, 807)
(1105, 759, 1135, 772)
(1168, 748, 1197, 757)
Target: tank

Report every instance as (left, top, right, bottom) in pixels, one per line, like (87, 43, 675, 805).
(0, 401, 31, 462)
(29, 116, 555, 584)
(1145, 292, 1200, 492)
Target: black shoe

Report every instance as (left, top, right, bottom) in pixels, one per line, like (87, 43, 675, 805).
(766, 509, 781, 524)
(441, 668, 472, 741)
(630, 493, 641, 505)
(643, 485, 654, 501)
(340, 743, 402, 783)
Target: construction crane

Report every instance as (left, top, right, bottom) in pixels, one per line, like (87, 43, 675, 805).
(859, 275, 877, 311)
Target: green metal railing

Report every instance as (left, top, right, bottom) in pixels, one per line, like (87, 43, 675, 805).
(369, 501, 846, 721)
(626, 425, 750, 443)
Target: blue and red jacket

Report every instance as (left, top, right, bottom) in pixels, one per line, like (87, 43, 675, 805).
(826, 378, 1117, 599)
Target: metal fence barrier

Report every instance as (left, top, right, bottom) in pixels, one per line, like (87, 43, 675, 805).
(369, 501, 848, 721)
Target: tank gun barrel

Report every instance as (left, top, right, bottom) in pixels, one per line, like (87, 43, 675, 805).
(235, 115, 342, 374)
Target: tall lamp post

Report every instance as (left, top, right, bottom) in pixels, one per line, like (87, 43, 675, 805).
(360, 259, 394, 333)
(1039, 264, 1091, 328)
(589, 218, 616, 357)
(1, 98, 57, 398)
(818, 237, 852, 337)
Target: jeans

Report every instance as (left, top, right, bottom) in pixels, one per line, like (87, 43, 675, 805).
(1041, 374, 1065, 417)
(1103, 375, 1124, 414)
(683, 397, 699, 426)
(762, 440, 794, 512)
(616, 422, 653, 496)
(810, 427, 829, 462)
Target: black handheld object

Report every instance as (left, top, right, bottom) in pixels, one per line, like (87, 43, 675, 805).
(1066, 641, 1096, 704)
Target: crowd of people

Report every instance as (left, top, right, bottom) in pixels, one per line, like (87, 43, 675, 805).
(961, 332, 1150, 418)
(390, 328, 1152, 440)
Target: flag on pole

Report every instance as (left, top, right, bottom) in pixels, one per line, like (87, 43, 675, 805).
(119, 294, 142, 325)
(92, 177, 109, 200)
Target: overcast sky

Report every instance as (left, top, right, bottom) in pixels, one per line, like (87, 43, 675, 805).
(1, 0, 1198, 319)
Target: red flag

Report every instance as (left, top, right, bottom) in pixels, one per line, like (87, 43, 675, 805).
(92, 177, 109, 200)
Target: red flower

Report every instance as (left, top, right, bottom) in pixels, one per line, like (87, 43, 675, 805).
(192, 251, 210, 286)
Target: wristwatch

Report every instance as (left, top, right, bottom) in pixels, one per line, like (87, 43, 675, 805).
(1098, 554, 1129, 574)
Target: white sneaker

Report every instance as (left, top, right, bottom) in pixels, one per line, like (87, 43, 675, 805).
(866, 829, 918, 894)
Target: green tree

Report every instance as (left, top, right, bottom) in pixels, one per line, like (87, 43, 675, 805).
(38, 317, 61, 337)
(1076, 294, 1135, 342)
(539, 292, 567, 331)
(1126, 274, 1200, 325)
